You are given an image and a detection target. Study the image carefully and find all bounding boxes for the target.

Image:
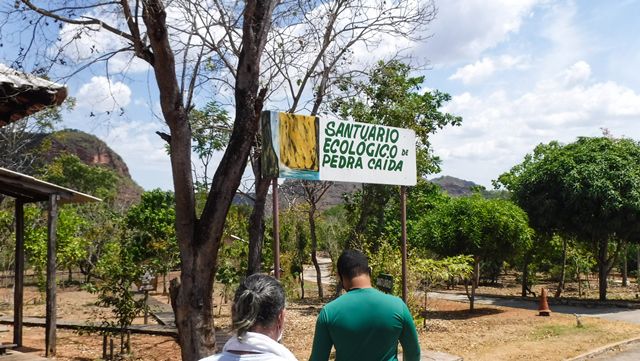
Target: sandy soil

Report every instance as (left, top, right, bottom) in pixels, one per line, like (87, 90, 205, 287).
(1, 282, 640, 360)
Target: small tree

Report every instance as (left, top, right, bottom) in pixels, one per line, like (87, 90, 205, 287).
(417, 195, 533, 311)
(124, 189, 179, 292)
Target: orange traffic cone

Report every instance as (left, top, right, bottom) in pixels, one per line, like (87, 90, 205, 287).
(538, 287, 551, 316)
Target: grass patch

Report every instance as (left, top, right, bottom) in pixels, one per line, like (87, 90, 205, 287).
(532, 323, 593, 340)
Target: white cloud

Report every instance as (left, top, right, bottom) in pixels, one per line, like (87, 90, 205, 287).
(76, 76, 132, 112)
(99, 120, 172, 189)
(421, 0, 542, 66)
(55, 16, 150, 74)
(561, 60, 591, 86)
(449, 55, 528, 84)
(432, 61, 640, 186)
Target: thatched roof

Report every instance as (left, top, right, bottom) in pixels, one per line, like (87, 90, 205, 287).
(0, 64, 67, 127)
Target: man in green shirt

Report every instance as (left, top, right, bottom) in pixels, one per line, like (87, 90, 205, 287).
(309, 250, 420, 361)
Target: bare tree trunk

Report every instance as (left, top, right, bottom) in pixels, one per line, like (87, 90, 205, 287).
(163, 273, 167, 295)
(622, 241, 628, 287)
(597, 238, 609, 301)
(555, 238, 567, 298)
(299, 269, 305, 299)
(309, 205, 323, 299)
(162, 1, 276, 359)
(521, 251, 530, 297)
(470, 257, 480, 312)
(247, 176, 270, 275)
(576, 257, 582, 297)
(637, 246, 640, 290)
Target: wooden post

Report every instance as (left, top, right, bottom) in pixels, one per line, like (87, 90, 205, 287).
(102, 334, 107, 359)
(45, 194, 58, 357)
(13, 199, 24, 346)
(143, 290, 149, 325)
(272, 179, 280, 279)
(401, 186, 408, 303)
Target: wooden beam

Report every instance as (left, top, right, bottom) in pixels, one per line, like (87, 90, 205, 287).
(13, 200, 24, 346)
(0, 174, 71, 199)
(45, 194, 58, 357)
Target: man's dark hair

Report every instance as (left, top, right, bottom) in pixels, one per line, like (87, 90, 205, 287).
(337, 249, 370, 280)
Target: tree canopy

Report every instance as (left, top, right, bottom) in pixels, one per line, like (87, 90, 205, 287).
(416, 195, 532, 309)
(497, 136, 640, 300)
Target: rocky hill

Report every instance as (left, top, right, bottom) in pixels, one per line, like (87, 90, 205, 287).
(31, 129, 143, 207)
(429, 175, 478, 196)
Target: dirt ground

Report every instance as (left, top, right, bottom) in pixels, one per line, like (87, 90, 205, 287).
(1, 282, 640, 361)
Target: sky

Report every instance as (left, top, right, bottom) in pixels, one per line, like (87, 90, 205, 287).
(2, 0, 640, 190)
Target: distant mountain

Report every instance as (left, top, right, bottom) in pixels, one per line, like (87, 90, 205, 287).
(30, 129, 143, 207)
(263, 180, 361, 214)
(429, 175, 478, 196)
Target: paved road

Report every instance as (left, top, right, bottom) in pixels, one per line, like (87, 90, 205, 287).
(587, 342, 640, 361)
(428, 292, 640, 324)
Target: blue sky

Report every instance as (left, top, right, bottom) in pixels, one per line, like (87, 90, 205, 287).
(2, 0, 639, 190)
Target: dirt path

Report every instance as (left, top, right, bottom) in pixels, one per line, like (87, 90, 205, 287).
(302, 255, 334, 285)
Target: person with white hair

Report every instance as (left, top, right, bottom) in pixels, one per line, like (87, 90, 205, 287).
(200, 274, 298, 361)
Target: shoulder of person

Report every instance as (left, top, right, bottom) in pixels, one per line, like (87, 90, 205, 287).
(198, 355, 223, 361)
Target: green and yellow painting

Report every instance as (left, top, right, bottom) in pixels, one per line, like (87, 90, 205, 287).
(261, 111, 320, 180)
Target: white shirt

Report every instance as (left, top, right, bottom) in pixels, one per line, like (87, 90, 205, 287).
(200, 332, 298, 361)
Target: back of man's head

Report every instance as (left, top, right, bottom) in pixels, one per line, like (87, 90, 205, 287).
(337, 249, 370, 280)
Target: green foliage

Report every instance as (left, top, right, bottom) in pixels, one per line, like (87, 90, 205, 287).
(334, 60, 460, 250)
(416, 195, 533, 264)
(22, 204, 89, 287)
(189, 101, 232, 190)
(216, 240, 248, 301)
(366, 239, 473, 316)
(496, 137, 640, 241)
(274, 206, 311, 298)
(39, 153, 119, 201)
(216, 205, 251, 300)
(124, 189, 179, 276)
(92, 237, 147, 335)
(333, 60, 461, 177)
(316, 205, 350, 267)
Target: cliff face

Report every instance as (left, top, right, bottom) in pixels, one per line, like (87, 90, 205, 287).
(36, 129, 143, 207)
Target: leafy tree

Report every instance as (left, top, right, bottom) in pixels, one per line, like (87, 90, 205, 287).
(416, 195, 533, 310)
(92, 234, 147, 350)
(39, 153, 121, 282)
(335, 60, 461, 246)
(189, 102, 231, 191)
(496, 137, 640, 300)
(124, 189, 179, 290)
(22, 205, 88, 286)
(40, 153, 118, 201)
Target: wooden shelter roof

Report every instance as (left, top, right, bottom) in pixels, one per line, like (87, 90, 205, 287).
(0, 64, 67, 127)
(0, 167, 101, 204)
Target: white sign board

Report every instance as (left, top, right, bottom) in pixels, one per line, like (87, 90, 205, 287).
(261, 111, 417, 186)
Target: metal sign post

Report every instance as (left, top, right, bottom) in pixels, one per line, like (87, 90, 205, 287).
(272, 178, 281, 279)
(401, 186, 408, 303)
